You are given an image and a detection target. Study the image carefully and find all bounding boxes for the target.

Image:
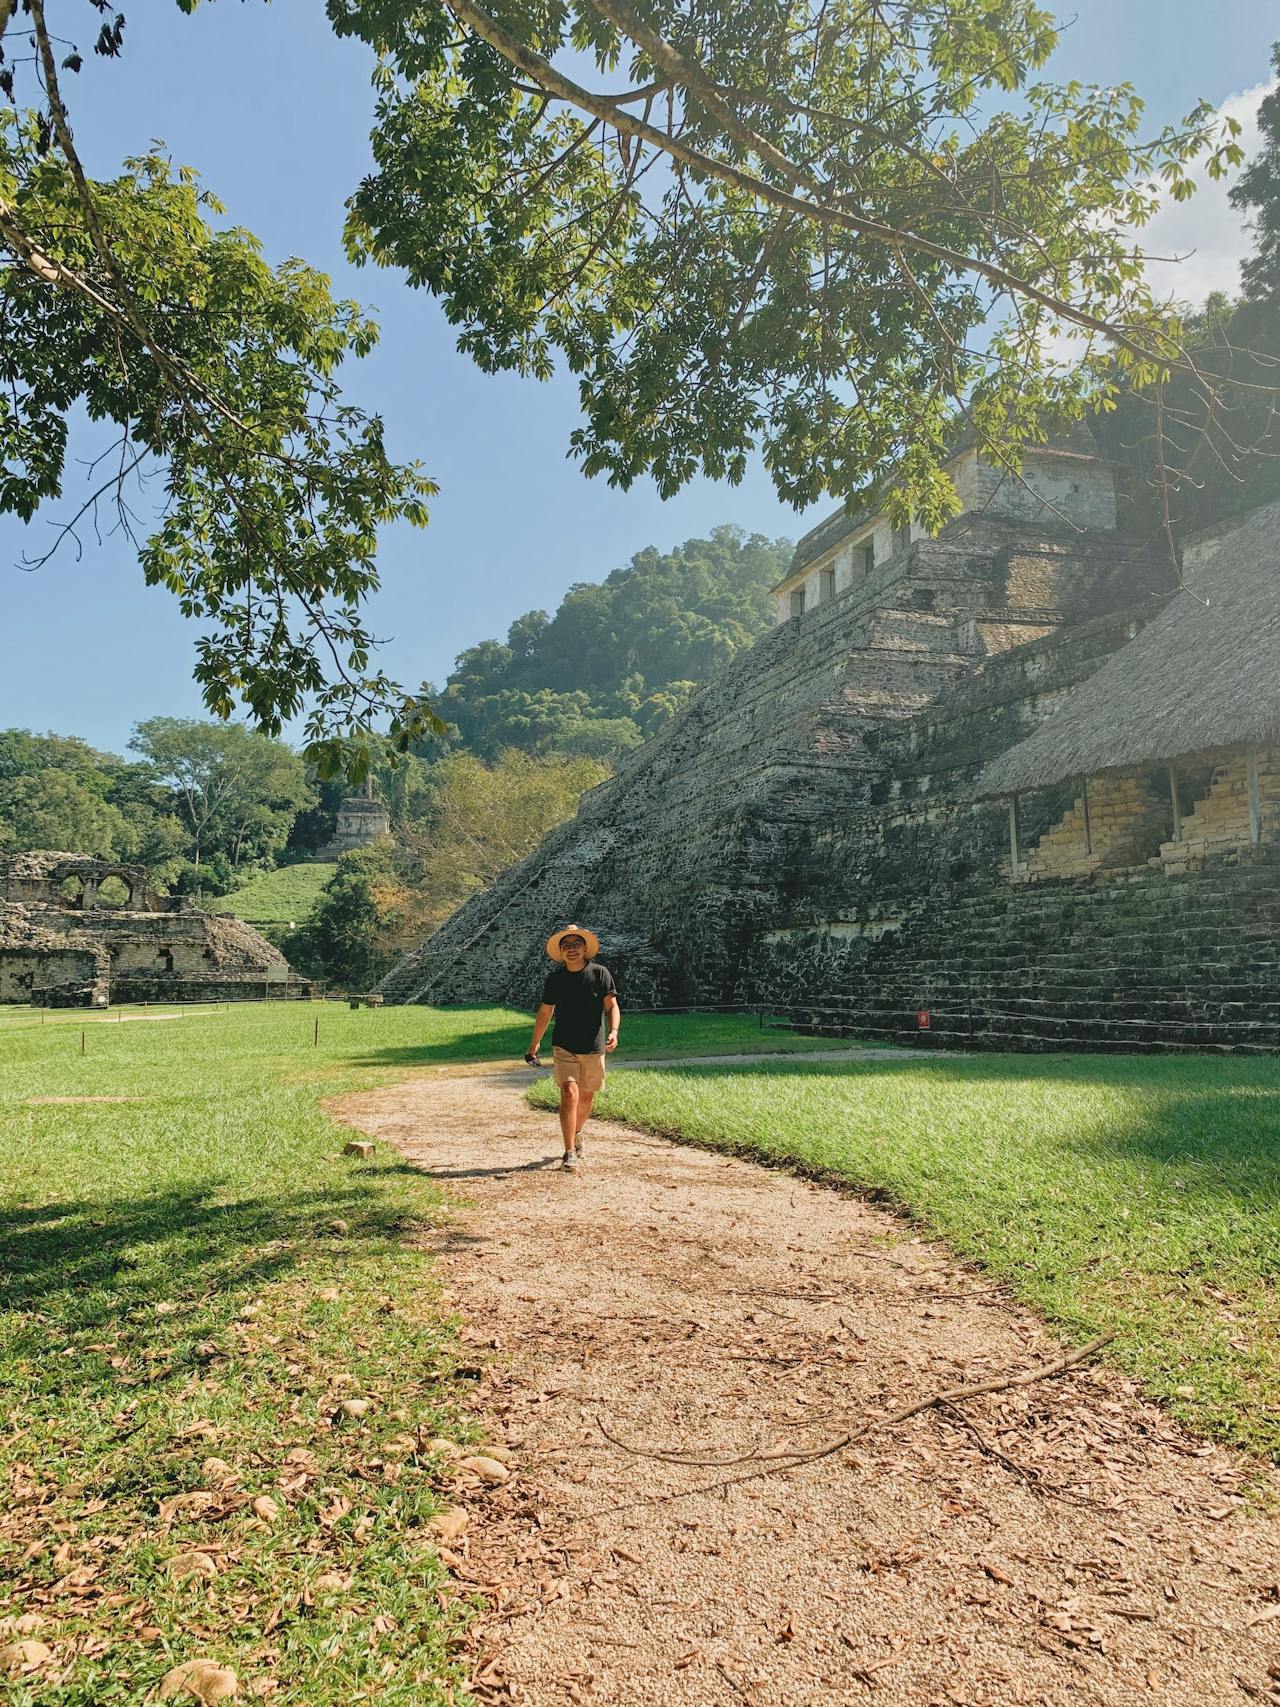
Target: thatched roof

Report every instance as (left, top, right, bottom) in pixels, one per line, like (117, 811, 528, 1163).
(977, 501, 1280, 797)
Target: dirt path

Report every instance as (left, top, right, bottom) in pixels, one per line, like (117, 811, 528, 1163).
(332, 1070, 1280, 1707)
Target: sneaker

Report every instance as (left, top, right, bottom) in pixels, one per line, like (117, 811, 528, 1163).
(561, 1151, 578, 1172)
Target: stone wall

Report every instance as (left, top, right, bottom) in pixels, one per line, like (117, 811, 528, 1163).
(1021, 773, 1173, 881)
(315, 798, 392, 862)
(745, 844, 1280, 1053)
(1161, 749, 1280, 871)
(950, 447, 1117, 533)
(0, 946, 104, 1005)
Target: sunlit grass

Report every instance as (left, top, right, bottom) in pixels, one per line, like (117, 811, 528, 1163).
(218, 863, 336, 924)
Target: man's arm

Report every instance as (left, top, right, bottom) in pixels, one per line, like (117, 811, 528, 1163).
(528, 1002, 555, 1062)
(604, 993, 620, 1053)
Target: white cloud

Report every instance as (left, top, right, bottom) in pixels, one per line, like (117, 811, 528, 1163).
(1142, 79, 1274, 308)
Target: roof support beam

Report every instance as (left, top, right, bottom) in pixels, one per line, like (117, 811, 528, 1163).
(1008, 797, 1021, 882)
(1168, 764, 1182, 844)
(1248, 745, 1261, 846)
(1081, 775, 1092, 857)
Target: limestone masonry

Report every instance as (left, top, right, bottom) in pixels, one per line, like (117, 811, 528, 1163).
(314, 790, 392, 862)
(0, 851, 310, 1006)
(380, 441, 1280, 1052)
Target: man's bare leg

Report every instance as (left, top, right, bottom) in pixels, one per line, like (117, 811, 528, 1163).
(558, 1082, 580, 1163)
(574, 1092, 595, 1137)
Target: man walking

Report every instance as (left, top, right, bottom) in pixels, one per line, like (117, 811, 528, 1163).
(525, 925, 619, 1171)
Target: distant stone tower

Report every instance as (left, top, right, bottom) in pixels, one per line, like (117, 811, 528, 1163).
(317, 776, 391, 861)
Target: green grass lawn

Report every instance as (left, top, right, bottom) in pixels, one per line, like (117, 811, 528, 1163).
(533, 1051, 1280, 1459)
(220, 863, 336, 925)
(0, 1002, 839, 1702)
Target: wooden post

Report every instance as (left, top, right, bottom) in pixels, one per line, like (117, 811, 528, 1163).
(81, 1029, 85, 1055)
(314, 1016, 320, 1047)
(1168, 764, 1182, 843)
(1008, 797, 1021, 880)
(1248, 745, 1262, 846)
(1081, 775, 1092, 856)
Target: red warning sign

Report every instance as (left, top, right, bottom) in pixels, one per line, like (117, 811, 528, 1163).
(917, 1008, 931, 1029)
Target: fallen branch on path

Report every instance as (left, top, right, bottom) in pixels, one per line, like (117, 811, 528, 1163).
(934, 1399, 1106, 1510)
(587, 1333, 1116, 1514)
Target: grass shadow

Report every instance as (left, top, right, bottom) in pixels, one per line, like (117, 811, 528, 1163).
(0, 1168, 428, 1404)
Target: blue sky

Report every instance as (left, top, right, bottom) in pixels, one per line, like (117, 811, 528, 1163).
(2, 0, 1278, 756)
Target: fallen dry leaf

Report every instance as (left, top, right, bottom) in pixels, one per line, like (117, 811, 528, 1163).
(251, 1496, 280, 1523)
(429, 1509, 469, 1543)
(158, 1491, 215, 1530)
(0, 1640, 53, 1676)
(459, 1456, 509, 1485)
(167, 1552, 219, 1582)
(159, 1660, 239, 1703)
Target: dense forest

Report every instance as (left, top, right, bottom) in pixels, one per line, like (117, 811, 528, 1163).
(1095, 55, 1280, 544)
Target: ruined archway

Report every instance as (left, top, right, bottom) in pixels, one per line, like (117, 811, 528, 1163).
(97, 874, 133, 909)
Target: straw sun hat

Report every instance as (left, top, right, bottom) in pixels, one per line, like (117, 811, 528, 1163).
(545, 923, 600, 962)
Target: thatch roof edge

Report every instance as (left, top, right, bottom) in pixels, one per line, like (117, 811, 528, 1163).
(976, 500, 1280, 797)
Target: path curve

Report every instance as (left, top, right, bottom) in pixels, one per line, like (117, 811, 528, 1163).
(332, 1070, 1280, 1707)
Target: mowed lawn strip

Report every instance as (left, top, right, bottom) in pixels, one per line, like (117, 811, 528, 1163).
(0, 1003, 838, 1702)
(531, 1052, 1280, 1459)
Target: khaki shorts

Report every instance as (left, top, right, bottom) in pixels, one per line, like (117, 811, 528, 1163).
(552, 1046, 606, 1093)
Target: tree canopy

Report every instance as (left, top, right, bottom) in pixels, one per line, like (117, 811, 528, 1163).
(339, 0, 1245, 530)
(0, 727, 186, 868)
(284, 749, 607, 985)
(1090, 47, 1280, 548)
(130, 718, 313, 874)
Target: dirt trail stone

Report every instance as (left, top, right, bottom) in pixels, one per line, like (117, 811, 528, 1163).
(333, 1072, 1280, 1707)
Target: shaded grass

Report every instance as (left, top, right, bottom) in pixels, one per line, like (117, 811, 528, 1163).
(0, 1003, 842, 1700)
(532, 1051, 1280, 1458)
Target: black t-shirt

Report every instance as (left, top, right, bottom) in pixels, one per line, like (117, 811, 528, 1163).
(541, 961, 617, 1054)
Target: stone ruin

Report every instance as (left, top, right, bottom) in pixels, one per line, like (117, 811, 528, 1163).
(379, 436, 1280, 1053)
(0, 851, 311, 1007)
(314, 786, 391, 862)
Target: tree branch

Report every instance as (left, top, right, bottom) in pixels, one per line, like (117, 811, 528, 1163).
(587, 0, 821, 192)
(444, 0, 1175, 371)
